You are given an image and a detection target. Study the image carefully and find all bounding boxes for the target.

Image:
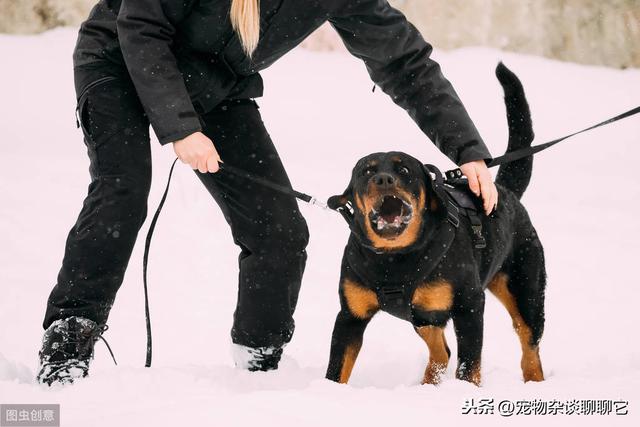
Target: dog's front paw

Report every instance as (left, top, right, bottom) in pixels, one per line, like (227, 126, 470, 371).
(456, 364, 481, 386)
(422, 362, 447, 385)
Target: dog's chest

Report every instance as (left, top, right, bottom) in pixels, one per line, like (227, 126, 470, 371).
(347, 251, 444, 321)
(344, 218, 459, 321)
(374, 281, 417, 321)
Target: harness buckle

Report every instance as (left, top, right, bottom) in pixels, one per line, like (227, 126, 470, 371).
(336, 202, 354, 217)
(471, 224, 487, 249)
(447, 201, 460, 228)
(445, 168, 464, 180)
(379, 286, 404, 309)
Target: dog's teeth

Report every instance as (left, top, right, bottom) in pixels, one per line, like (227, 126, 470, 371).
(393, 217, 401, 227)
(377, 218, 385, 230)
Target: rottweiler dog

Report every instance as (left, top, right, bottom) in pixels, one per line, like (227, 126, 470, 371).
(325, 63, 545, 386)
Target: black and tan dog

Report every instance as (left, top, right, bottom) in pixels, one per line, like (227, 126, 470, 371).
(325, 64, 546, 386)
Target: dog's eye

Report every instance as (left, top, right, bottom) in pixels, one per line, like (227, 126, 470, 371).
(398, 166, 410, 175)
(363, 168, 375, 177)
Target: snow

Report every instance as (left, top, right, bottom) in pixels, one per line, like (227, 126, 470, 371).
(1, 27, 639, 426)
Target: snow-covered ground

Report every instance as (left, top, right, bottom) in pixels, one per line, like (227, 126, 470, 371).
(1, 28, 639, 426)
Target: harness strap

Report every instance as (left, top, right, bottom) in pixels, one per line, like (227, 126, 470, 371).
(366, 220, 458, 317)
(376, 284, 408, 317)
(466, 210, 487, 249)
(424, 164, 461, 229)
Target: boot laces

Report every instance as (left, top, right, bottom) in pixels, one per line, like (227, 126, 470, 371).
(50, 322, 118, 366)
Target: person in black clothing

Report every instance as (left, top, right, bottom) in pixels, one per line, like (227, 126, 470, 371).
(37, 0, 499, 385)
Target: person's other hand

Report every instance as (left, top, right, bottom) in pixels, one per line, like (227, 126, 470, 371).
(459, 160, 498, 215)
(172, 132, 221, 173)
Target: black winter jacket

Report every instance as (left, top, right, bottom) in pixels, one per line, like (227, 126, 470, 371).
(73, 0, 491, 165)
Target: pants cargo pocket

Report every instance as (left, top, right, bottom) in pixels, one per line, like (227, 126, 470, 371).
(76, 95, 92, 145)
(75, 76, 119, 145)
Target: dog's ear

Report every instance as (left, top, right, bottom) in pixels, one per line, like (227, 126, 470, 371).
(327, 184, 353, 210)
(422, 164, 446, 213)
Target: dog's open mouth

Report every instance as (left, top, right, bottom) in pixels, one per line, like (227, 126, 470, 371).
(368, 195, 413, 236)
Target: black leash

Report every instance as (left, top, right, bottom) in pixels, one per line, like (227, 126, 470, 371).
(218, 163, 328, 209)
(142, 157, 179, 367)
(445, 105, 640, 179)
(142, 104, 639, 367)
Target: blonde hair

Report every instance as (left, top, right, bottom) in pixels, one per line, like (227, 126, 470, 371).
(230, 0, 261, 58)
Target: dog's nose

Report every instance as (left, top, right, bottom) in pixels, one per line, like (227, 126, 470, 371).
(373, 173, 395, 188)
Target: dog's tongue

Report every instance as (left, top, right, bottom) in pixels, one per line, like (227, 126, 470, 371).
(380, 196, 403, 223)
(382, 213, 398, 223)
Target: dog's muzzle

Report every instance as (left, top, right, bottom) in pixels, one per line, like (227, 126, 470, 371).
(369, 195, 413, 233)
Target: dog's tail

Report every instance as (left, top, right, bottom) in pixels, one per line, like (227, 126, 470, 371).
(495, 62, 534, 200)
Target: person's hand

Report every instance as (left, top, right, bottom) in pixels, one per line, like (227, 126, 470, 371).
(459, 160, 498, 215)
(172, 131, 221, 173)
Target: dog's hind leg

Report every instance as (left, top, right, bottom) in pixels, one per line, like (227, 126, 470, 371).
(488, 241, 546, 382)
(325, 278, 379, 383)
(415, 326, 450, 385)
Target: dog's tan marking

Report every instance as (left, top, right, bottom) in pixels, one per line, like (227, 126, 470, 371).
(488, 273, 544, 382)
(338, 341, 361, 383)
(429, 196, 439, 212)
(343, 279, 379, 320)
(416, 326, 450, 384)
(356, 186, 425, 251)
(411, 280, 454, 311)
(364, 160, 379, 169)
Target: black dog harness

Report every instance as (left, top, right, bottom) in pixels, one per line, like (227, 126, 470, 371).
(335, 164, 487, 317)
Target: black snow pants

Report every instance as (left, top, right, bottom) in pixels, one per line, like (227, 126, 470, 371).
(42, 68, 309, 349)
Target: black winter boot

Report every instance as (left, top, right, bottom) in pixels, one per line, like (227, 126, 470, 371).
(36, 316, 116, 386)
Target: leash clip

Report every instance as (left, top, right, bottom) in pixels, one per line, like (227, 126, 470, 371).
(309, 197, 329, 210)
